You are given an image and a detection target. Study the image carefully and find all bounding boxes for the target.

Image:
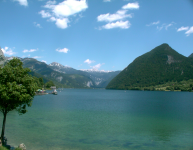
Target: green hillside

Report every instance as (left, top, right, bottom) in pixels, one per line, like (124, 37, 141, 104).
(106, 43, 193, 90)
(22, 58, 95, 88)
(49, 62, 121, 88)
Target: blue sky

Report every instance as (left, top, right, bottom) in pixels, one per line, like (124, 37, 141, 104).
(0, 0, 193, 71)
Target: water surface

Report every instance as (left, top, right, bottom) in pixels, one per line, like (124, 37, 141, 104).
(1, 89, 193, 150)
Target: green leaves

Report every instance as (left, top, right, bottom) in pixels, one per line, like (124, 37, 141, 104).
(0, 58, 37, 115)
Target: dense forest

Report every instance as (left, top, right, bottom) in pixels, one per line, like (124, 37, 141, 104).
(106, 43, 193, 91)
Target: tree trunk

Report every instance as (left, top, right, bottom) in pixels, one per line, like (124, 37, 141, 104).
(1, 112, 7, 145)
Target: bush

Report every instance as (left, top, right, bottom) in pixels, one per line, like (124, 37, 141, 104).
(0, 146, 8, 150)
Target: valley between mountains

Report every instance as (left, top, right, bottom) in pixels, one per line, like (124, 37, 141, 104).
(1, 43, 193, 91)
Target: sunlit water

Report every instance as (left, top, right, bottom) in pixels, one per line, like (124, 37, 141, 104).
(1, 89, 193, 150)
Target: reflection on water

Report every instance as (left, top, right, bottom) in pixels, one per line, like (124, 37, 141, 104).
(0, 89, 193, 150)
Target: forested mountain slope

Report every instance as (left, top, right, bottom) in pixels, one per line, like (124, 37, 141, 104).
(106, 43, 193, 89)
(21, 58, 95, 88)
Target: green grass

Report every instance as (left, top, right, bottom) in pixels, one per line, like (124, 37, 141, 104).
(0, 146, 8, 150)
(0, 146, 22, 150)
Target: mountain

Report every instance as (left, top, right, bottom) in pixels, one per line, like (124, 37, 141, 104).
(49, 62, 121, 88)
(21, 58, 95, 88)
(83, 70, 121, 88)
(106, 43, 193, 90)
(0, 48, 6, 67)
(189, 53, 193, 58)
(2, 55, 120, 88)
(49, 62, 86, 74)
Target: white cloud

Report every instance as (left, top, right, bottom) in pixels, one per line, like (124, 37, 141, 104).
(42, 60, 47, 63)
(101, 20, 130, 29)
(33, 56, 41, 59)
(23, 49, 37, 53)
(39, 0, 88, 29)
(177, 26, 189, 32)
(157, 25, 163, 31)
(103, 0, 111, 2)
(97, 10, 132, 22)
(5, 47, 8, 50)
(97, 2, 139, 30)
(122, 2, 139, 9)
(146, 21, 160, 26)
(91, 63, 104, 70)
(52, 0, 88, 17)
(34, 22, 42, 28)
(49, 16, 56, 22)
(185, 26, 193, 36)
(156, 22, 175, 31)
(56, 48, 69, 53)
(55, 18, 69, 29)
(44, 0, 56, 8)
(1, 47, 16, 55)
(39, 10, 51, 18)
(14, 0, 28, 6)
(84, 59, 95, 64)
(165, 23, 173, 30)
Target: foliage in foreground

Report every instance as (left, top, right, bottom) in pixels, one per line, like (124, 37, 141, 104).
(0, 58, 37, 143)
(0, 146, 22, 150)
(0, 146, 8, 150)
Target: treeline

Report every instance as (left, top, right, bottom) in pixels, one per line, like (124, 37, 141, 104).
(115, 79, 193, 92)
(33, 77, 56, 89)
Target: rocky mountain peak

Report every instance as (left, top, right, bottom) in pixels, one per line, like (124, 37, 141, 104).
(0, 48, 6, 66)
(188, 53, 193, 58)
(49, 62, 71, 68)
(49, 62, 63, 67)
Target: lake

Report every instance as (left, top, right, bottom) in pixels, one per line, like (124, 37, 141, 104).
(1, 89, 193, 150)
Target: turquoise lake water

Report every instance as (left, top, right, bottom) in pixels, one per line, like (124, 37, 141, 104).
(0, 89, 193, 150)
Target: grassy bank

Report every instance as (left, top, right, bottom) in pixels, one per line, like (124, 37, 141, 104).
(0, 146, 22, 150)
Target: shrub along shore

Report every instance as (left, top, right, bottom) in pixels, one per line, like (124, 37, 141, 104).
(112, 79, 193, 92)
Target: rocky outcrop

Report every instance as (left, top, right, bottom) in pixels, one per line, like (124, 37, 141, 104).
(188, 53, 193, 58)
(167, 55, 181, 64)
(0, 48, 6, 66)
(18, 143, 26, 150)
(86, 81, 93, 87)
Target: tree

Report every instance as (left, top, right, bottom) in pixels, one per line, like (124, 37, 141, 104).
(45, 80, 55, 88)
(0, 58, 37, 145)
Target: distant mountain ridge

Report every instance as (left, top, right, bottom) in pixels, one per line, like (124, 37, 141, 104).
(106, 43, 193, 89)
(0, 48, 6, 67)
(0, 52, 121, 88)
(20, 58, 95, 88)
(49, 61, 121, 88)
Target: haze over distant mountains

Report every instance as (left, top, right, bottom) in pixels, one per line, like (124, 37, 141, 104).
(106, 43, 193, 90)
(48, 61, 121, 88)
(0, 49, 121, 88)
(1, 44, 192, 90)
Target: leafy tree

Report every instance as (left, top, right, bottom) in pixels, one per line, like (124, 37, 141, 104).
(45, 80, 55, 88)
(0, 58, 37, 145)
